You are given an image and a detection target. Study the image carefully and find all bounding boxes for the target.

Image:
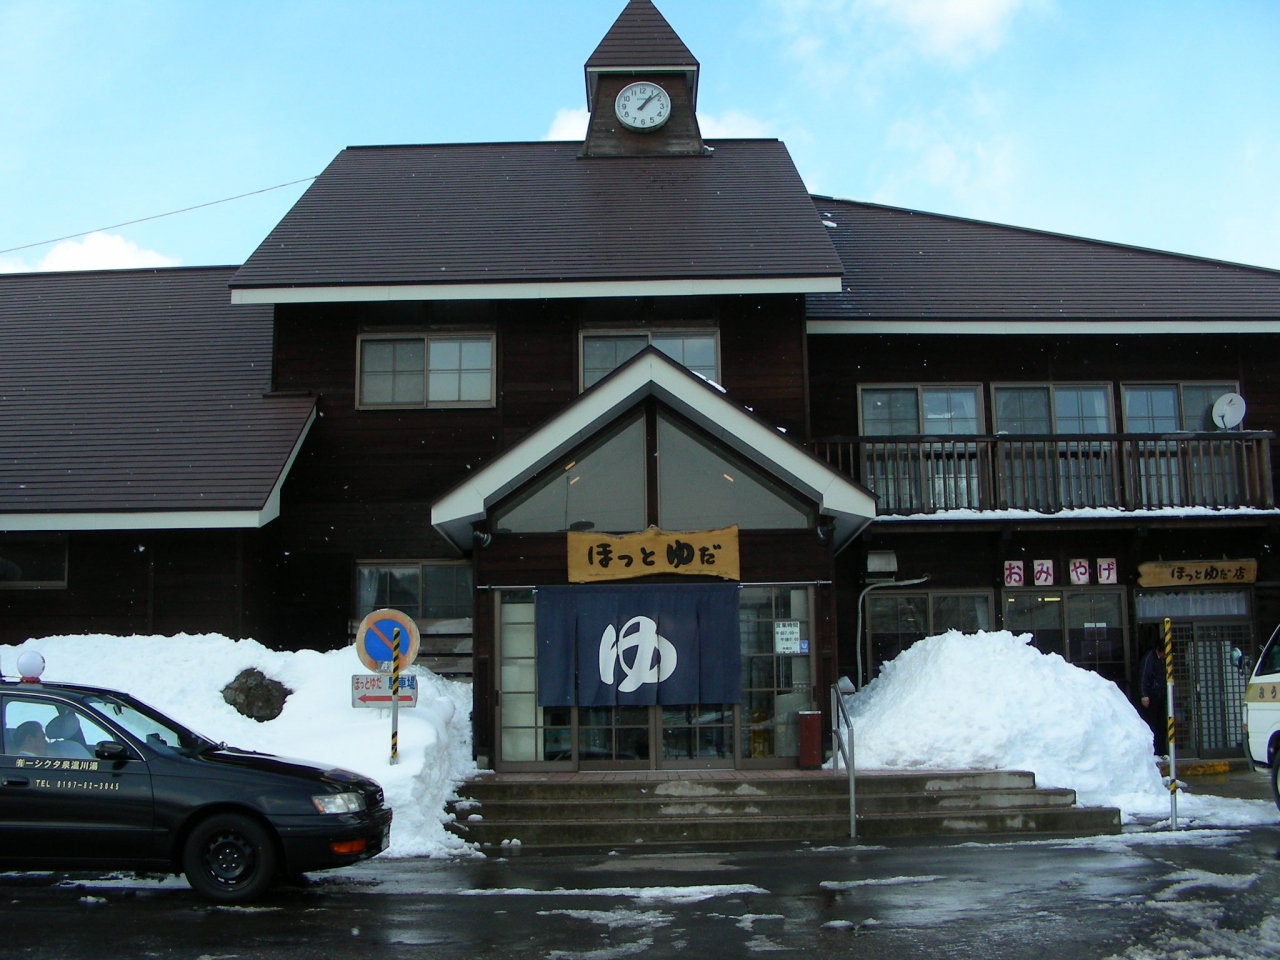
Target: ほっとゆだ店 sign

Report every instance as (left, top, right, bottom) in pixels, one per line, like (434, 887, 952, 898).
(567, 527, 740, 583)
(1136, 560, 1256, 588)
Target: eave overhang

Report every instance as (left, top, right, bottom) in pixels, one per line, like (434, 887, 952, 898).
(0, 407, 316, 533)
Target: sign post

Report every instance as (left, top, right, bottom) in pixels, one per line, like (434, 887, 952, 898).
(1163, 617, 1179, 830)
(354, 609, 420, 766)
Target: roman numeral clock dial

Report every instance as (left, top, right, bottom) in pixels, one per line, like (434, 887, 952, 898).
(614, 82, 671, 132)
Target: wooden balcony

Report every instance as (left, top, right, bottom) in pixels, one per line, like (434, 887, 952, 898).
(810, 432, 1275, 516)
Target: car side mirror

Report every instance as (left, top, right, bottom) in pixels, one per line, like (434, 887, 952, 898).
(95, 741, 129, 761)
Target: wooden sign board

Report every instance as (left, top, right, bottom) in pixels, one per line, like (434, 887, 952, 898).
(1136, 560, 1256, 588)
(567, 526, 740, 583)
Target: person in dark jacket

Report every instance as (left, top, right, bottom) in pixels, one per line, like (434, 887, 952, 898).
(1138, 644, 1168, 756)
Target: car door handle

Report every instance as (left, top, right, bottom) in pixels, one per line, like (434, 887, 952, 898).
(3, 775, 30, 787)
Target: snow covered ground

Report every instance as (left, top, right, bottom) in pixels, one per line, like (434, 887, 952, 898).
(0, 634, 479, 858)
(843, 630, 1279, 828)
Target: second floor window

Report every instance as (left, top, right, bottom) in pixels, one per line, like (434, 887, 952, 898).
(1122, 383, 1240, 432)
(581, 331, 718, 390)
(357, 335, 495, 408)
(993, 384, 1111, 434)
(860, 386, 981, 435)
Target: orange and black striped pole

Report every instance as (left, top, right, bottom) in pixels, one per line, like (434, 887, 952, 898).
(1163, 617, 1178, 829)
(390, 627, 401, 766)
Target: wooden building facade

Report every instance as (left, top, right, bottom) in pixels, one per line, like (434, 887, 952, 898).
(4, 1, 1280, 768)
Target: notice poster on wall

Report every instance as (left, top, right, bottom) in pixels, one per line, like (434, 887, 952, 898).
(567, 526, 740, 583)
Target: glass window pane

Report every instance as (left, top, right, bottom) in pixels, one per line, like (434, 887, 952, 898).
(582, 335, 647, 388)
(682, 336, 717, 370)
(657, 412, 813, 530)
(428, 371, 460, 403)
(931, 594, 991, 633)
(422, 564, 473, 620)
(495, 413, 646, 533)
(361, 340, 395, 373)
(1124, 386, 1179, 433)
(1003, 592, 1065, 656)
(1054, 386, 1111, 434)
(429, 340, 461, 372)
(355, 566, 381, 619)
(393, 371, 425, 404)
(1182, 384, 1236, 431)
(360, 372, 393, 405)
(459, 339, 492, 370)
(922, 388, 979, 435)
(862, 388, 919, 435)
(1066, 591, 1126, 685)
(867, 595, 928, 673)
(994, 387, 1051, 433)
(394, 340, 424, 373)
(386, 566, 420, 616)
(458, 370, 491, 402)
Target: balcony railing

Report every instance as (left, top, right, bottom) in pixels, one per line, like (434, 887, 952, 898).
(811, 432, 1275, 515)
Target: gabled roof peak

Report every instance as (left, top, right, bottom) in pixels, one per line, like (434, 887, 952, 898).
(585, 0, 699, 108)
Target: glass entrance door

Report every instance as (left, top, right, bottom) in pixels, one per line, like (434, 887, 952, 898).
(494, 585, 816, 771)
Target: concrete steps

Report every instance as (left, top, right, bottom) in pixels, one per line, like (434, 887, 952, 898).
(445, 770, 1122, 847)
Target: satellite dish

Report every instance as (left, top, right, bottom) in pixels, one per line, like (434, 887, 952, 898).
(1211, 393, 1246, 430)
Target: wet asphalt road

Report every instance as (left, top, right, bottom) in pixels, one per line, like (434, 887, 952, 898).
(2, 827, 1280, 960)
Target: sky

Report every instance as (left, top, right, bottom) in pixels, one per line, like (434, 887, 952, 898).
(2, 0, 1279, 274)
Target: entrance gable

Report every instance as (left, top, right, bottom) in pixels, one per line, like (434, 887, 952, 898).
(431, 348, 875, 551)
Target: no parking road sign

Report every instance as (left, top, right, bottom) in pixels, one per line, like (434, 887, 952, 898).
(355, 608, 420, 674)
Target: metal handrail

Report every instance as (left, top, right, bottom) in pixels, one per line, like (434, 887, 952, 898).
(830, 678, 857, 838)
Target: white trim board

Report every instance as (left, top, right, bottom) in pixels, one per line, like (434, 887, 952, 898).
(430, 349, 877, 553)
(807, 319, 1280, 335)
(232, 276, 842, 305)
(0, 407, 316, 533)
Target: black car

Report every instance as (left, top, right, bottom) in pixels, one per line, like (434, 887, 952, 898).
(0, 678, 392, 901)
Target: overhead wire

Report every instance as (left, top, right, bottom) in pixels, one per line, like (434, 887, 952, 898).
(0, 176, 319, 256)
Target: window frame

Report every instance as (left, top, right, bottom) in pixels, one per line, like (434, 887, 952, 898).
(0, 534, 68, 590)
(578, 328, 720, 393)
(351, 559, 475, 634)
(989, 382, 1115, 434)
(999, 585, 1130, 673)
(863, 589, 995, 678)
(1119, 381, 1241, 433)
(355, 332, 497, 410)
(856, 383, 985, 436)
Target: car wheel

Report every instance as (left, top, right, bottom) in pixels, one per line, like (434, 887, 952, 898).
(182, 813, 278, 902)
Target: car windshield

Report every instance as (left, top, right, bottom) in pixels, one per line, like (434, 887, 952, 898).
(82, 694, 213, 756)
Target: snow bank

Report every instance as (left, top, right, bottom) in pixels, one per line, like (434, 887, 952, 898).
(0, 634, 479, 858)
(845, 630, 1278, 827)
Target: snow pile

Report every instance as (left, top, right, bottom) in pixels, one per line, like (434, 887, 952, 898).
(845, 630, 1278, 827)
(0, 634, 479, 858)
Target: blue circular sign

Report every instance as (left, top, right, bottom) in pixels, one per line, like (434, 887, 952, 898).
(355, 609, 420, 673)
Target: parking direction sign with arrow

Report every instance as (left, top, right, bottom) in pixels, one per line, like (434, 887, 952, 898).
(351, 673, 418, 708)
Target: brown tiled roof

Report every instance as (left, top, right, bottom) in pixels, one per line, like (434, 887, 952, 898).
(585, 0, 698, 70)
(808, 198, 1280, 319)
(0, 267, 315, 518)
(230, 141, 842, 291)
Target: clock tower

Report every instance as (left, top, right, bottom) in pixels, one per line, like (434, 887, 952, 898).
(581, 0, 706, 157)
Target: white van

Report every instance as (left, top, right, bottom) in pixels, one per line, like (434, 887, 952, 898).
(1244, 625, 1280, 810)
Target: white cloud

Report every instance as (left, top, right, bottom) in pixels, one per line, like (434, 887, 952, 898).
(770, 0, 1043, 77)
(864, 0, 1029, 62)
(872, 117, 1021, 214)
(697, 110, 772, 139)
(543, 106, 771, 142)
(0, 231, 179, 274)
(543, 107, 590, 141)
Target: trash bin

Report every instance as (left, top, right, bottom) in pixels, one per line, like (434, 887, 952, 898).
(797, 710, 823, 769)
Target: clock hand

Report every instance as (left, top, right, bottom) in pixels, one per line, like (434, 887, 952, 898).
(638, 92, 659, 111)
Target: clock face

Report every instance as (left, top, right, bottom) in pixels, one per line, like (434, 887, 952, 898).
(614, 82, 671, 132)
